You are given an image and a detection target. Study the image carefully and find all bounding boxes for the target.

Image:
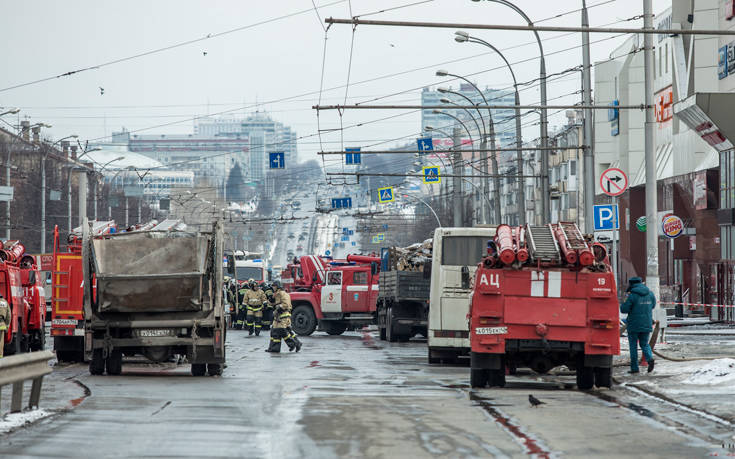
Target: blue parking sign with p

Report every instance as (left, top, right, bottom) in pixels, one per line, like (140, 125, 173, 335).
(269, 152, 285, 169)
(594, 204, 619, 231)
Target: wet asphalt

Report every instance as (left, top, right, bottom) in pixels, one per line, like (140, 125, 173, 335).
(1, 328, 730, 458)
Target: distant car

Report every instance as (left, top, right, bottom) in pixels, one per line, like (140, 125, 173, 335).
(288, 232, 295, 239)
(292, 200, 301, 209)
(296, 245, 303, 252)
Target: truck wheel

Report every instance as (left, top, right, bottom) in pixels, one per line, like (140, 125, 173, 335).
(89, 349, 105, 375)
(488, 369, 506, 388)
(291, 305, 317, 336)
(207, 363, 223, 376)
(30, 324, 45, 351)
(428, 349, 440, 364)
(576, 365, 595, 390)
(191, 363, 207, 376)
(470, 368, 489, 388)
(594, 366, 612, 388)
(386, 308, 397, 342)
(323, 321, 347, 336)
(106, 349, 123, 375)
(379, 326, 387, 341)
(6, 332, 20, 356)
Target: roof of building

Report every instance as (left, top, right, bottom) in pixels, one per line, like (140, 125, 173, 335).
(84, 145, 164, 171)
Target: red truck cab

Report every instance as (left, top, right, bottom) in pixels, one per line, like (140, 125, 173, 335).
(1, 241, 44, 355)
(287, 254, 380, 336)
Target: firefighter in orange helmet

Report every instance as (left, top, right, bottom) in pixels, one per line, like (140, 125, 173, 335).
(265, 281, 301, 353)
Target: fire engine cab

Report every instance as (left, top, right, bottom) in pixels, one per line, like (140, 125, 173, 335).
(284, 254, 380, 336)
(469, 223, 619, 390)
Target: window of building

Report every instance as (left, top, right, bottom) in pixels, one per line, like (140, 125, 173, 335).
(353, 272, 367, 285)
(570, 160, 577, 176)
(665, 43, 669, 74)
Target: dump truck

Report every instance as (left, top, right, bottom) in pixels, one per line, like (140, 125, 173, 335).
(469, 223, 619, 389)
(81, 220, 226, 376)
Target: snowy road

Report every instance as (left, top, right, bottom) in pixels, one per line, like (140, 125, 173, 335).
(2, 331, 732, 458)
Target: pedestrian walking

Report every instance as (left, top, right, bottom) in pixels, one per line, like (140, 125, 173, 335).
(620, 277, 655, 373)
(266, 281, 301, 353)
(0, 294, 10, 358)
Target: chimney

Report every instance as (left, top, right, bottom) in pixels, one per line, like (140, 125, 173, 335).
(20, 121, 30, 141)
(32, 126, 41, 142)
(61, 140, 70, 158)
(70, 145, 78, 160)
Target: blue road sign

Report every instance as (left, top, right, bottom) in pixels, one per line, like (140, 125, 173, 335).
(593, 204, 619, 231)
(348, 230, 354, 236)
(345, 147, 361, 165)
(341, 236, 349, 242)
(423, 166, 441, 183)
(325, 250, 331, 256)
(378, 186, 394, 203)
(343, 227, 349, 235)
(417, 137, 433, 153)
(382, 224, 388, 230)
(351, 241, 356, 246)
(269, 152, 285, 169)
(331, 197, 353, 209)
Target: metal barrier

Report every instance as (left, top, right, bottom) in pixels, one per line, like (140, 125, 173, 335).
(0, 350, 54, 413)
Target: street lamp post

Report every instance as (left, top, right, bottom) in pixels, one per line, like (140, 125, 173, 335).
(432, 111, 475, 226)
(0, 109, 22, 241)
(471, 0, 548, 223)
(436, 70, 501, 225)
(454, 31, 525, 225)
(439, 97, 486, 224)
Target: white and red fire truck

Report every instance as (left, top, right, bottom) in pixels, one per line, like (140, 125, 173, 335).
(469, 223, 619, 389)
(283, 254, 380, 336)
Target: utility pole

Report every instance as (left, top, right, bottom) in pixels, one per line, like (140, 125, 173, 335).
(78, 170, 87, 226)
(452, 127, 463, 227)
(40, 153, 46, 253)
(643, 0, 660, 307)
(582, 0, 595, 234)
(488, 119, 501, 225)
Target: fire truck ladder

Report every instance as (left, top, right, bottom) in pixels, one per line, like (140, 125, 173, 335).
(558, 222, 588, 251)
(526, 224, 561, 264)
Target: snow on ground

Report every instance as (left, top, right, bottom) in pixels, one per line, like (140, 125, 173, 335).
(681, 358, 735, 386)
(0, 409, 51, 434)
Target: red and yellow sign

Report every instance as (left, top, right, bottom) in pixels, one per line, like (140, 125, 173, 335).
(661, 214, 683, 239)
(655, 86, 673, 123)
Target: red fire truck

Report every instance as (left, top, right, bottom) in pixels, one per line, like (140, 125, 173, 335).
(469, 223, 619, 390)
(283, 254, 381, 336)
(1, 241, 46, 355)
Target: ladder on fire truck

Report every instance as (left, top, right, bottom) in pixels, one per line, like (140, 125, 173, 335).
(557, 222, 587, 252)
(526, 225, 561, 264)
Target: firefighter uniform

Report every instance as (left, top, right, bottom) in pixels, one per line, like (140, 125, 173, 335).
(261, 282, 275, 330)
(266, 282, 301, 353)
(0, 295, 10, 358)
(235, 283, 250, 330)
(244, 283, 268, 336)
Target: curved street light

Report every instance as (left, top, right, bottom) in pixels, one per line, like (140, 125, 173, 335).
(435, 69, 501, 224)
(455, 30, 525, 224)
(400, 192, 442, 228)
(469, 0, 548, 222)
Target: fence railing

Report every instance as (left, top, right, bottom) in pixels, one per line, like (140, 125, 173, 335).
(0, 350, 54, 413)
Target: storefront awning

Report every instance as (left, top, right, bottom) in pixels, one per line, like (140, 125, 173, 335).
(674, 93, 735, 152)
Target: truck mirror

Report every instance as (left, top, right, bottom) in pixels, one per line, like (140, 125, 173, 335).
(371, 262, 378, 276)
(461, 266, 470, 289)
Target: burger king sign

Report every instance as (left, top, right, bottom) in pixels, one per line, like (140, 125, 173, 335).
(661, 214, 683, 239)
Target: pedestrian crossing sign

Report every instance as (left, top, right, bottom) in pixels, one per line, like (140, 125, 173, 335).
(378, 186, 394, 203)
(371, 236, 380, 243)
(377, 233, 385, 241)
(422, 166, 441, 184)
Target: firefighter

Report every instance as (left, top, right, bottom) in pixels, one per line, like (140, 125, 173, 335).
(260, 282, 275, 330)
(266, 280, 302, 353)
(234, 280, 251, 330)
(227, 279, 239, 329)
(620, 277, 656, 374)
(0, 294, 9, 358)
(244, 280, 268, 336)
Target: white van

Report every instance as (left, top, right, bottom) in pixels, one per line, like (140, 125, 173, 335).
(428, 226, 496, 363)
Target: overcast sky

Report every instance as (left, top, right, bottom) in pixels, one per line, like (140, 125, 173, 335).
(0, 0, 668, 168)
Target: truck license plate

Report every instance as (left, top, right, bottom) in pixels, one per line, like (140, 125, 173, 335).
(137, 329, 175, 337)
(475, 326, 507, 335)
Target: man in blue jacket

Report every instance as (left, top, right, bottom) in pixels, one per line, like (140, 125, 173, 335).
(620, 277, 655, 373)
